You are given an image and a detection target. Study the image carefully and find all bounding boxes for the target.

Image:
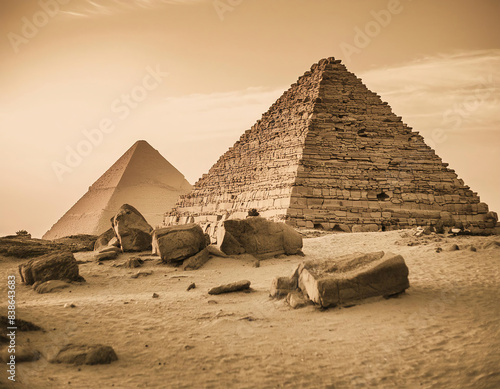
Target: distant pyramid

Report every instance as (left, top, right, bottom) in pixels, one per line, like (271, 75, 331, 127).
(44, 140, 191, 240)
(167, 57, 496, 232)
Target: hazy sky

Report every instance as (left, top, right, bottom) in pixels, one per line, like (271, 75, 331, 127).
(1, 0, 499, 237)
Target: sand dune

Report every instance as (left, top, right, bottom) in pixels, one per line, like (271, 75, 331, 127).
(1, 230, 499, 388)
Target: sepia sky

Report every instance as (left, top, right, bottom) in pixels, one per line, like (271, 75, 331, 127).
(0, 0, 499, 237)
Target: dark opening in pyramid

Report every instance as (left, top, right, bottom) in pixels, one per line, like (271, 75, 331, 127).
(166, 57, 495, 233)
(44, 140, 191, 240)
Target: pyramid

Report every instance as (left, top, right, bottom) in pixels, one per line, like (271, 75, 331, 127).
(43, 140, 191, 240)
(166, 57, 496, 233)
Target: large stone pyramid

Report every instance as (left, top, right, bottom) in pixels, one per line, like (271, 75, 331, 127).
(166, 57, 496, 233)
(44, 140, 191, 239)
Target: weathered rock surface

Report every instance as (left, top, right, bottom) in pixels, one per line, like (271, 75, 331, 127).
(52, 235, 98, 252)
(183, 248, 210, 271)
(94, 246, 121, 261)
(270, 275, 298, 298)
(207, 245, 228, 258)
(297, 251, 409, 308)
(125, 258, 144, 268)
(208, 280, 251, 295)
(94, 228, 116, 251)
(50, 344, 118, 365)
(34, 280, 71, 294)
(0, 237, 66, 259)
(217, 217, 303, 258)
(19, 251, 83, 286)
(286, 291, 308, 309)
(112, 204, 153, 252)
(152, 224, 207, 263)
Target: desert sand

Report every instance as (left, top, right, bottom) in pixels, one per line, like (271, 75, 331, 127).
(1, 230, 499, 389)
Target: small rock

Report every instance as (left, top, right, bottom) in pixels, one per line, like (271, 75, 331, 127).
(50, 344, 118, 365)
(469, 246, 477, 252)
(187, 283, 196, 291)
(253, 260, 260, 268)
(447, 244, 460, 251)
(131, 271, 152, 279)
(451, 228, 462, 235)
(436, 247, 443, 253)
(183, 248, 210, 271)
(208, 280, 251, 295)
(286, 291, 308, 309)
(152, 293, 159, 298)
(207, 300, 218, 305)
(125, 258, 144, 268)
(64, 303, 76, 308)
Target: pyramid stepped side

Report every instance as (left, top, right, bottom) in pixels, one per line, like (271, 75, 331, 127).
(168, 61, 326, 224)
(288, 58, 490, 230)
(43, 141, 191, 240)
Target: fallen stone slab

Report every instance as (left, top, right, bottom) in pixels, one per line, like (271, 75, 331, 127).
(50, 344, 118, 365)
(94, 246, 121, 261)
(298, 251, 409, 308)
(183, 248, 210, 271)
(208, 280, 251, 295)
(19, 251, 83, 285)
(217, 217, 303, 258)
(152, 224, 207, 263)
(34, 280, 71, 294)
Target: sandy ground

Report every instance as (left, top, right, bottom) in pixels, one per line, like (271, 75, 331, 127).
(1, 230, 499, 389)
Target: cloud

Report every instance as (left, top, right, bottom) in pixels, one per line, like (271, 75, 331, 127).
(59, 0, 207, 18)
(358, 49, 500, 134)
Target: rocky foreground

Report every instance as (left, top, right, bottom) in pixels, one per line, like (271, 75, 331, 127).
(0, 230, 499, 389)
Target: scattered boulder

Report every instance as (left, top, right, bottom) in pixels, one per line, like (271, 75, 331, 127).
(152, 293, 159, 298)
(125, 258, 144, 268)
(187, 283, 196, 291)
(53, 235, 98, 252)
(112, 204, 153, 252)
(50, 344, 118, 365)
(217, 217, 302, 258)
(94, 228, 116, 251)
(34, 280, 71, 294)
(94, 246, 121, 261)
(183, 248, 210, 271)
(286, 291, 308, 309)
(272, 252, 410, 309)
(297, 252, 409, 308)
(483, 241, 500, 250)
(0, 316, 42, 345)
(447, 244, 460, 251)
(208, 280, 251, 295)
(19, 251, 83, 286)
(152, 224, 207, 263)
